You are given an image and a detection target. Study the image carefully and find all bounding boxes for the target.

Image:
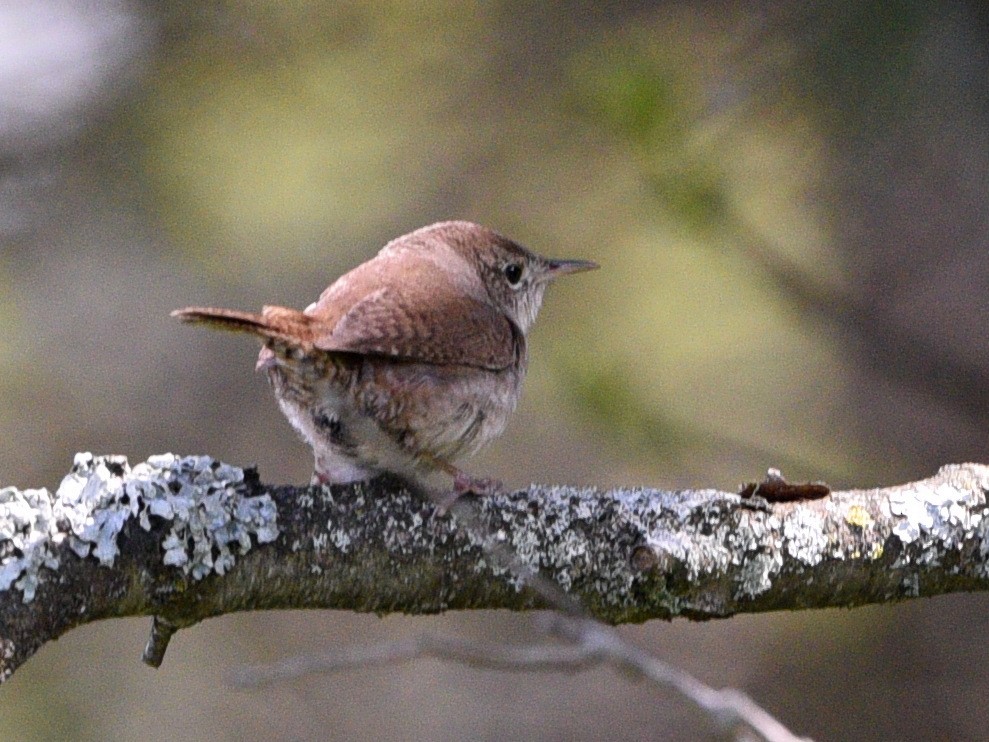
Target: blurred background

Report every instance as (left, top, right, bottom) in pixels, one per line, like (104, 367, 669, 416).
(2, 1, 988, 739)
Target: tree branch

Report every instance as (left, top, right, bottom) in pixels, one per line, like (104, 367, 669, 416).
(2, 453, 988, 684)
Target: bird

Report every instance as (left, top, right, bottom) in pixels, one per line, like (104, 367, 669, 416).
(172, 220, 598, 504)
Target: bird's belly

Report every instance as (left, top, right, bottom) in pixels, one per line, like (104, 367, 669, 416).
(265, 354, 523, 478)
(265, 357, 382, 482)
(354, 360, 523, 463)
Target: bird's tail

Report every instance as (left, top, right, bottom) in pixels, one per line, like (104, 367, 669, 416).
(171, 305, 318, 349)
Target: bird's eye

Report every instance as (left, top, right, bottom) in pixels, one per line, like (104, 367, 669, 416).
(503, 262, 524, 286)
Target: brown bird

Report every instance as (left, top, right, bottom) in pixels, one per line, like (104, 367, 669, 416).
(172, 221, 597, 503)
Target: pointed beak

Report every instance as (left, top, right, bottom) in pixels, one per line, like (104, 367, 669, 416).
(543, 257, 600, 280)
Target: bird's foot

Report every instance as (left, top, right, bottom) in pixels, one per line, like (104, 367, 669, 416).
(429, 472, 504, 515)
(453, 472, 504, 497)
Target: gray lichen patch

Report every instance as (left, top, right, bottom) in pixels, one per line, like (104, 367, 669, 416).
(737, 552, 783, 598)
(610, 487, 786, 602)
(0, 486, 61, 601)
(888, 464, 989, 554)
(781, 508, 828, 566)
(457, 473, 989, 613)
(464, 485, 751, 614)
(0, 637, 14, 682)
(461, 486, 611, 595)
(0, 453, 279, 602)
(130, 454, 279, 579)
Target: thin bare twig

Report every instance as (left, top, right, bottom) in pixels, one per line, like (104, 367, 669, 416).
(231, 617, 809, 742)
(228, 634, 604, 688)
(550, 616, 810, 742)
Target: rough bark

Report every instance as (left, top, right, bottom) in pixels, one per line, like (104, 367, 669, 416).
(2, 453, 988, 683)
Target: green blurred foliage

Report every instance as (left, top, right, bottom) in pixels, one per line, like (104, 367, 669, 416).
(557, 26, 853, 481)
(790, 0, 926, 134)
(142, 1, 499, 272)
(568, 41, 737, 234)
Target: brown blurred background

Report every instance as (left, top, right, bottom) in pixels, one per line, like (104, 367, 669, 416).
(2, 1, 989, 739)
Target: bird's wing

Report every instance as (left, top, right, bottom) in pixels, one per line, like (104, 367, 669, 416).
(313, 281, 518, 371)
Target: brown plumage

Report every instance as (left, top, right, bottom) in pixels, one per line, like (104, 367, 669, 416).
(170, 306, 320, 349)
(173, 221, 597, 499)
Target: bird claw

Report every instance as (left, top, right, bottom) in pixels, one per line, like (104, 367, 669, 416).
(453, 472, 503, 497)
(431, 473, 504, 515)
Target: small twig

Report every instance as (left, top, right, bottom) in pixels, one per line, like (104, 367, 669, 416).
(549, 616, 811, 742)
(230, 620, 809, 742)
(142, 615, 183, 668)
(228, 634, 604, 689)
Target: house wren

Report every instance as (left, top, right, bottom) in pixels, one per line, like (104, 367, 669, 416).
(172, 221, 597, 501)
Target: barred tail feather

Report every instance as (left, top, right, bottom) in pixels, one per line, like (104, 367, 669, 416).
(171, 306, 316, 347)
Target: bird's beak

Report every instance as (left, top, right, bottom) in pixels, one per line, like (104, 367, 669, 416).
(543, 258, 600, 279)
